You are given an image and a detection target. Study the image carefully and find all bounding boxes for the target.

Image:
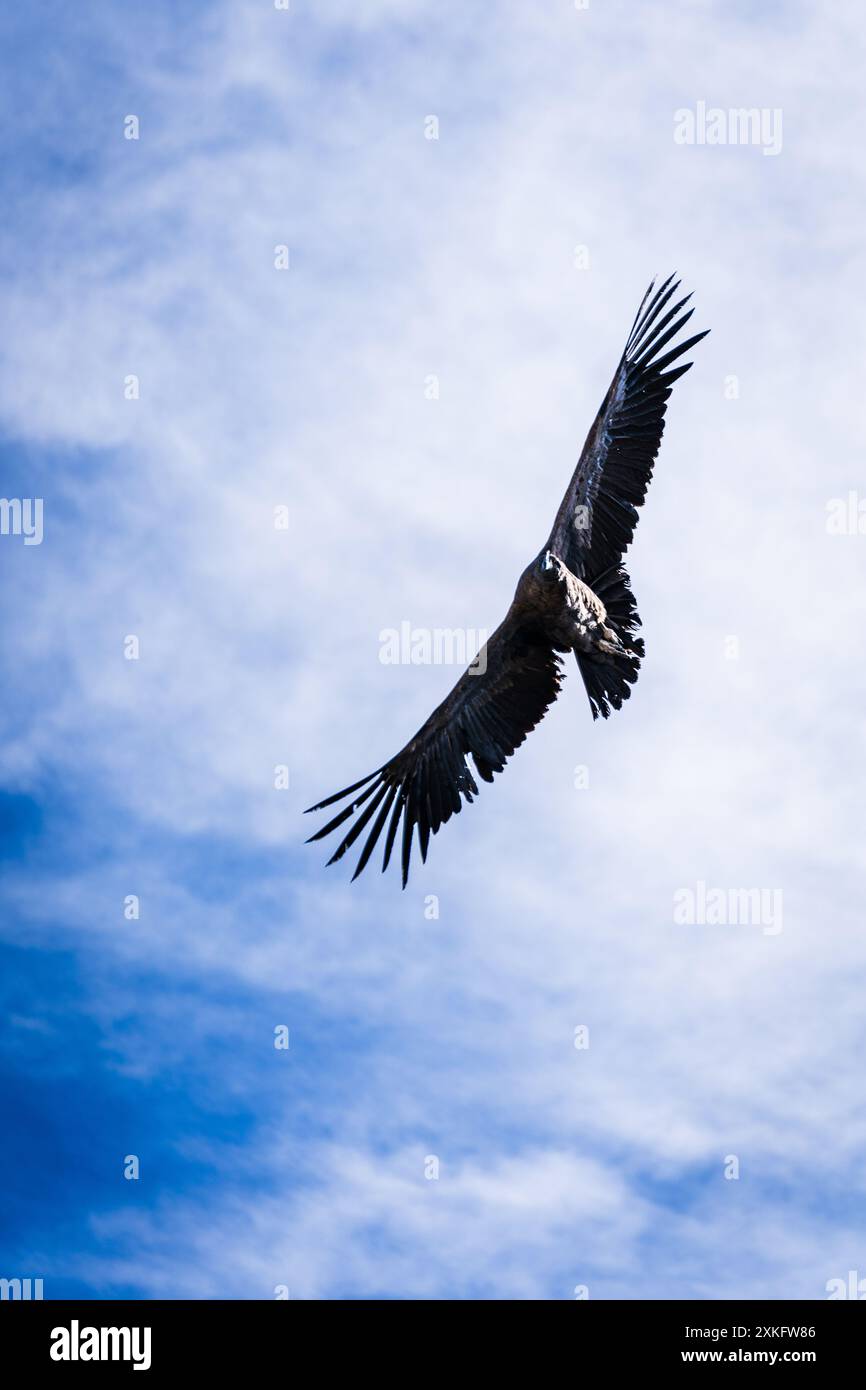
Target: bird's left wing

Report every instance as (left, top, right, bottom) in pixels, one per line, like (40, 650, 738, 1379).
(305, 615, 564, 887)
(547, 275, 708, 583)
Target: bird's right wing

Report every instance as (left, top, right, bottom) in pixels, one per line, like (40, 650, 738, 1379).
(305, 616, 564, 886)
(547, 275, 708, 583)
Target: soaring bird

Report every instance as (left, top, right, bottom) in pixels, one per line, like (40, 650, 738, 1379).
(306, 275, 708, 886)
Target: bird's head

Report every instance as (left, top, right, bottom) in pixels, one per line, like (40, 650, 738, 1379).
(538, 549, 565, 583)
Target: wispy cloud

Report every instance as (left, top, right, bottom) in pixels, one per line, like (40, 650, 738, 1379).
(1, 0, 864, 1299)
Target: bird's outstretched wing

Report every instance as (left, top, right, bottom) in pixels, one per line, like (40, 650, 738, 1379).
(547, 275, 708, 583)
(305, 617, 563, 887)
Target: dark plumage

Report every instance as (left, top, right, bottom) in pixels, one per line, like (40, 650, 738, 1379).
(307, 276, 708, 885)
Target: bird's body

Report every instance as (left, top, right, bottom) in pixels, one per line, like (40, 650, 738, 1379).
(513, 551, 623, 656)
(306, 275, 708, 885)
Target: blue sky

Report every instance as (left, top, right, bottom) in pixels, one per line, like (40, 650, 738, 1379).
(1, 0, 864, 1298)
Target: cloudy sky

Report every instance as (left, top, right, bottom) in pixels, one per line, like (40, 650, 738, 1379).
(1, 0, 864, 1299)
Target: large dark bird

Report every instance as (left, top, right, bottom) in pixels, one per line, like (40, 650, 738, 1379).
(307, 276, 708, 886)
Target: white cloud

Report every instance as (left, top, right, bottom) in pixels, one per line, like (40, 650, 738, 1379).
(2, 0, 865, 1297)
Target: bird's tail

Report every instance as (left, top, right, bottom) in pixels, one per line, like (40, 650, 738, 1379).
(577, 565, 644, 720)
